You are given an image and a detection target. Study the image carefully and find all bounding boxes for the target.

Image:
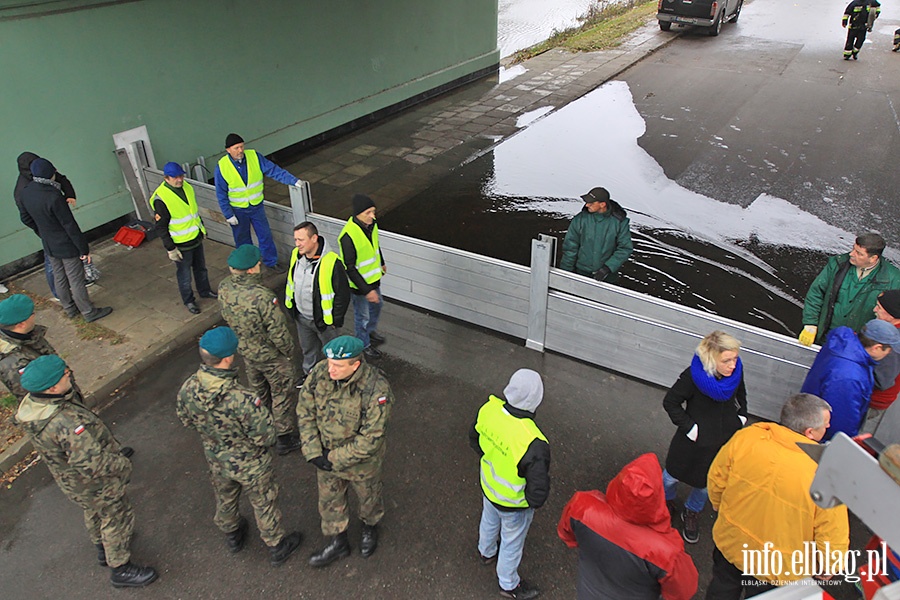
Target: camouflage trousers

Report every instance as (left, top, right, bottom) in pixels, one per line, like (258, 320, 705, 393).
(246, 357, 297, 436)
(209, 462, 286, 547)
(317, 468, 384, 536)
(74, 488, 135, 568)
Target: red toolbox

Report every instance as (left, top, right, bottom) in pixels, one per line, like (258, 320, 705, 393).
(113, 225, 146, 248)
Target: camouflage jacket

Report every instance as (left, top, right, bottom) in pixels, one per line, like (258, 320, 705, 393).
(15, 387, 130, 503)
(176, 364, 276, 477)
(218, 272, 294, 364)
(297, 360, 393, 475)
(0, 325, 56, 401)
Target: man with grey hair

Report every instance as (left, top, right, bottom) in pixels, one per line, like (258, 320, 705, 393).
(704, 394, 849, 598)
(469, 369, 551, 600)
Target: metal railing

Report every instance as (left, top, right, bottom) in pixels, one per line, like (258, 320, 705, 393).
(289, 186, 816, 422)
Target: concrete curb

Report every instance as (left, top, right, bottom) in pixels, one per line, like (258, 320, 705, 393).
(0, 271, 284, 476)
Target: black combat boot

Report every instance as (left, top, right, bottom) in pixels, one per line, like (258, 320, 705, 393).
(275, 432, 302, 456)
(308, 531, 351, 567)
(109, 562, 159, 588)
(269, 531, 302, 566)
(96, 544, 107, 566)
(360, 523, 378, 558)
(225, 517, 248, 553)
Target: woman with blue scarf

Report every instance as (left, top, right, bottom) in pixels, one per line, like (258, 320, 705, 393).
(662, 331, 748, 546)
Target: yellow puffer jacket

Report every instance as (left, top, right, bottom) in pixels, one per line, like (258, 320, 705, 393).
(708, 422, 849, 584)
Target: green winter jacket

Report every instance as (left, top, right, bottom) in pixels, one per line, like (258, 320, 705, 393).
(802, 253, 900, 344)
(559, 200, 633, 280)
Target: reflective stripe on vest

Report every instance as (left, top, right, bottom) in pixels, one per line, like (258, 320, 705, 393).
(338, 218, 381, 289)
(218, 149, 264, 208)
(285, 248, 339, 325)
(151, 181, 206, 244)
(475, 395, 547, 508)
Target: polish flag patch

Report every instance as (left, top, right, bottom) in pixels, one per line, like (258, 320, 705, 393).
(253, 397, 262, 407)
(18, 367, 26, 374)
(377, 396, 387, 405)
(74, 425, 86, 435)
(272, 298, 279, 305)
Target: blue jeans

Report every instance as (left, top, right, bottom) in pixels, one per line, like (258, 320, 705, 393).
(351, 288, 382, 348)
(230, 203, 277, 267)
(44, 253, 57, 297)
(477, 496, 535, 591)
(663, 468, 708, 513)
(175, 244, 212, 305)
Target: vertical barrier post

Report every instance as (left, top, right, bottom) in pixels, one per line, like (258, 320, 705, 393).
(526, 234, 555, 351)
(289, 180, 313, 225)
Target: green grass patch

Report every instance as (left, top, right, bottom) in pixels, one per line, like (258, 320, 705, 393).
(73, 318, 125, 345)
(0, 393, 17, 409)
(511, 0, 659, 63)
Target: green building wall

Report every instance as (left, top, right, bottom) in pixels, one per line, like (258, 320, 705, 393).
(1, 0, 499, 269)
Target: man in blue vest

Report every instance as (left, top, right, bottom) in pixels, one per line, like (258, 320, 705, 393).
(469, 369, 550, 600)
(215, 133, 302, 273)
(151, 162, 217, 314)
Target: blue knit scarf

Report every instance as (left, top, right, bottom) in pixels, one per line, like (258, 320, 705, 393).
(689, 354, 742, 402)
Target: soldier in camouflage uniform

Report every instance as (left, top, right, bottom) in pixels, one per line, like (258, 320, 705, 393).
(298, 335, 393, 567)
(176, 326, 302, 565)
(0, 294, 56, 400)
(15, 355, 157, 588)
(218, 244, 301, 456)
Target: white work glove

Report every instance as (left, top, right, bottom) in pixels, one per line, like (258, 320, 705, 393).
(798, 325, 817, 347)
(226, 216, 239, 226)
(686, 424, 699, 441)
(293, 180, 303, 188)
(739, 415, 748, 426)
(167, 248, 183, 262)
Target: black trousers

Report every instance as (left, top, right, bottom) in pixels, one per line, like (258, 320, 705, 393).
(706, 547, 777, 599)
(845, 28, 868, 55)
(174, 243, 211, 305)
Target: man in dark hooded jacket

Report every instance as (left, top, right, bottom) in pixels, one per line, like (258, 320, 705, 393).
(470, 369, 550, 600)
(18, 158, 111, 322)
(558, 453, 698, 600)
(13, 152, 78, 299)
(560, 187, 633, 283)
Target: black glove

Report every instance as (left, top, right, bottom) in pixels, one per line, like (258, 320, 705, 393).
(309, 455, 333, 471)
(120, 446, 134, 459)
(591, 266, 611, 281)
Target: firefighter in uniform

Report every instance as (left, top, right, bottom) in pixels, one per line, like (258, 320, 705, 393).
(843, 0, 880, 60)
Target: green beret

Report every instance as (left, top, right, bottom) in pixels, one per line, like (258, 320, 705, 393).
(200, 326, 239, 358)
(324, 335, 364, 359)
(0, 294, 35, 326)
(228, 244, 261, 270)
(21, 354, 67, 393)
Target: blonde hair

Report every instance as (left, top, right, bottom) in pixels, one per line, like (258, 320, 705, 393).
(696, 330, 741, 377)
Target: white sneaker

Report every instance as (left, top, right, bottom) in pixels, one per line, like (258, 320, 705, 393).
(0, 283, 7, 293)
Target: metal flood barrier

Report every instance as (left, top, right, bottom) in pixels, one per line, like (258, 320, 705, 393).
(288, 187, 817, 422)
(135, 172, 818, 422)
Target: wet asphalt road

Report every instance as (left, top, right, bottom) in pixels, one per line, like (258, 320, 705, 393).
(627, 0, 900, 244)
(0, 303, 869, 599)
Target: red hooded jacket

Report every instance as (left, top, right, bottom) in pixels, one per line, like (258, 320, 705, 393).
(558, 453, 698, 600)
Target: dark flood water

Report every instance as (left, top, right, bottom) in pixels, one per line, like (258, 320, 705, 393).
(379, 81, 868, 337)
